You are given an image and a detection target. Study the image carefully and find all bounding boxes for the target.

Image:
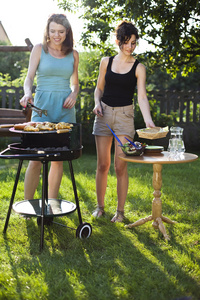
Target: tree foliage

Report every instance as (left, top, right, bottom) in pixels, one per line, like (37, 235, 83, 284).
(58, 0, 200, 77)
(0, 42, 30, 81)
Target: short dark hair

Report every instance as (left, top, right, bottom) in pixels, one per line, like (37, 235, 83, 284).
(43, 14, 73, 55)
(115, 21, 139, 46)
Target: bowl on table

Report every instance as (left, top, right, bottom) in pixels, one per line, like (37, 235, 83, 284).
(120, 141, 146, 156)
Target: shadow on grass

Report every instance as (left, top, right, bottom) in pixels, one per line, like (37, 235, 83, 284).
(133, 229, 200, 299)
(2, 211, 200, 299)
(3, 215, 195, 300)
(1, 152, 200, 299)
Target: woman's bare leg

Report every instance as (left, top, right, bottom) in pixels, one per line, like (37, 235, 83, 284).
(24, 161, 42, 200)
(111, 136, 129, 222)
(24, 161, 63, 200)
(95, 136, 113, 210)
(48, 161, 63, 199)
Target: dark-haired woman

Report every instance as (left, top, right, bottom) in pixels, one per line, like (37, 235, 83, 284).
(20, 14, 79, 200)
(92, 21, 155, 222)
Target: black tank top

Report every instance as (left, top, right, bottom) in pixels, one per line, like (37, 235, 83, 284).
(101, 56, 139, 107)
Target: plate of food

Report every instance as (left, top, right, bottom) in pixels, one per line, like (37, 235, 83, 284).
(136, 126, 169, 140)
(9, 122, 73, 134)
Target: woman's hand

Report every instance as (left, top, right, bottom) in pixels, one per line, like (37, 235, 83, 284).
(20, 94, 33, 108)
(63, 91, 77, 109)
(93, 103, 103, 117)
(145, 119, 155, 128)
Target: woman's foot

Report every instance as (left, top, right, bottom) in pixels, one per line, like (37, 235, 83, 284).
(111, 210, 124, 223)
(92, 206, 105, 218)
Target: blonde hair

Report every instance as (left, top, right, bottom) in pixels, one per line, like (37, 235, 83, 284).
(43, 14, 73, 55)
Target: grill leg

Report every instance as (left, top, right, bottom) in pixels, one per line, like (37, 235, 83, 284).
(68, 160, 83, 224)
(3, 160, 23, 233)
(40, 160, 48, 251)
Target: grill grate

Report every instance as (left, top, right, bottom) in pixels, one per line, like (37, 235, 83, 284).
(25, 146, 69, 152)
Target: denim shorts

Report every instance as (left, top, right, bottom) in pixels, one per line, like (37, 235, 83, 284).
(92, 101, 135, 139)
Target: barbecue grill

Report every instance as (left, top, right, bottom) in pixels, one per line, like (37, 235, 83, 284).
(0, 123, 92, 251)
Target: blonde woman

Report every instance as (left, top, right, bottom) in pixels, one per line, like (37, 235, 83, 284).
(20, 14, 79, 200)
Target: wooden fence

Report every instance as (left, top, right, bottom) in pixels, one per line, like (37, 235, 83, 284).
(146, 90, 200, 150)
(148, 90, 200, 124)
(0, 86, 200, 149)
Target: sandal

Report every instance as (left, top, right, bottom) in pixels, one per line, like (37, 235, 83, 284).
(111, 210, 124, 223)
(92, 206, 105, 218)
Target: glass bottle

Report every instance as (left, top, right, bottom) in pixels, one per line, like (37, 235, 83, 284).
(168, 126, 185, 154)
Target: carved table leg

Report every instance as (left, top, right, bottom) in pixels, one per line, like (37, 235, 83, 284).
(161, 215, 177, 224)
(125, 215, 153, 229)
(126, 163, 176, 240)
(152, 163, 176, 240)
(156, 217, 170, 240)
(152, 163, 163, 228)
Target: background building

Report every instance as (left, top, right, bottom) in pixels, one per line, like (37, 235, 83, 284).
(0, 21, 10, 43)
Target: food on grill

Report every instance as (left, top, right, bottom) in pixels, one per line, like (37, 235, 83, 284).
(45, 122, 56, 129)
(55, 122, 73, 129)
(14, 122, 36, 130)
(9, 123, 81, 149)
(57, 129, 70, 134)
(14, 123, 30, 130)
(13, 122, 73, 133)
(36, 123, 54, 131)
(24, 125, 39, 132)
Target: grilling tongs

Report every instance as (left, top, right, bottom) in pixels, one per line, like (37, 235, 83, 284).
(27, 103, 47, 117)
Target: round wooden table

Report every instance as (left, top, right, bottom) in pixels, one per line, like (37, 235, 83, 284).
(119, 151, 198, 240)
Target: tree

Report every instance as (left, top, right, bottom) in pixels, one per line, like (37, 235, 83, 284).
(0, 42, 30, 81)
(58, 0, 200, 77)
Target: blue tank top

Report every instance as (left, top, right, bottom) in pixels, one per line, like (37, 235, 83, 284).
(36, 48, 74, 92)
(101, 56, 139, 107)
(32, 48, 76, 123)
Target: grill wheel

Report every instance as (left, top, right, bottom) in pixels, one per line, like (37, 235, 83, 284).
(76, 223, 92, 239)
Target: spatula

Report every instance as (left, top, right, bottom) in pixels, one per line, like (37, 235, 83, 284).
(124, 137, 141, 149)
(106, 124, 123, 146)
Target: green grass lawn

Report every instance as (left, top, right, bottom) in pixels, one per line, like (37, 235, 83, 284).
(0, 148, 199, 300)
